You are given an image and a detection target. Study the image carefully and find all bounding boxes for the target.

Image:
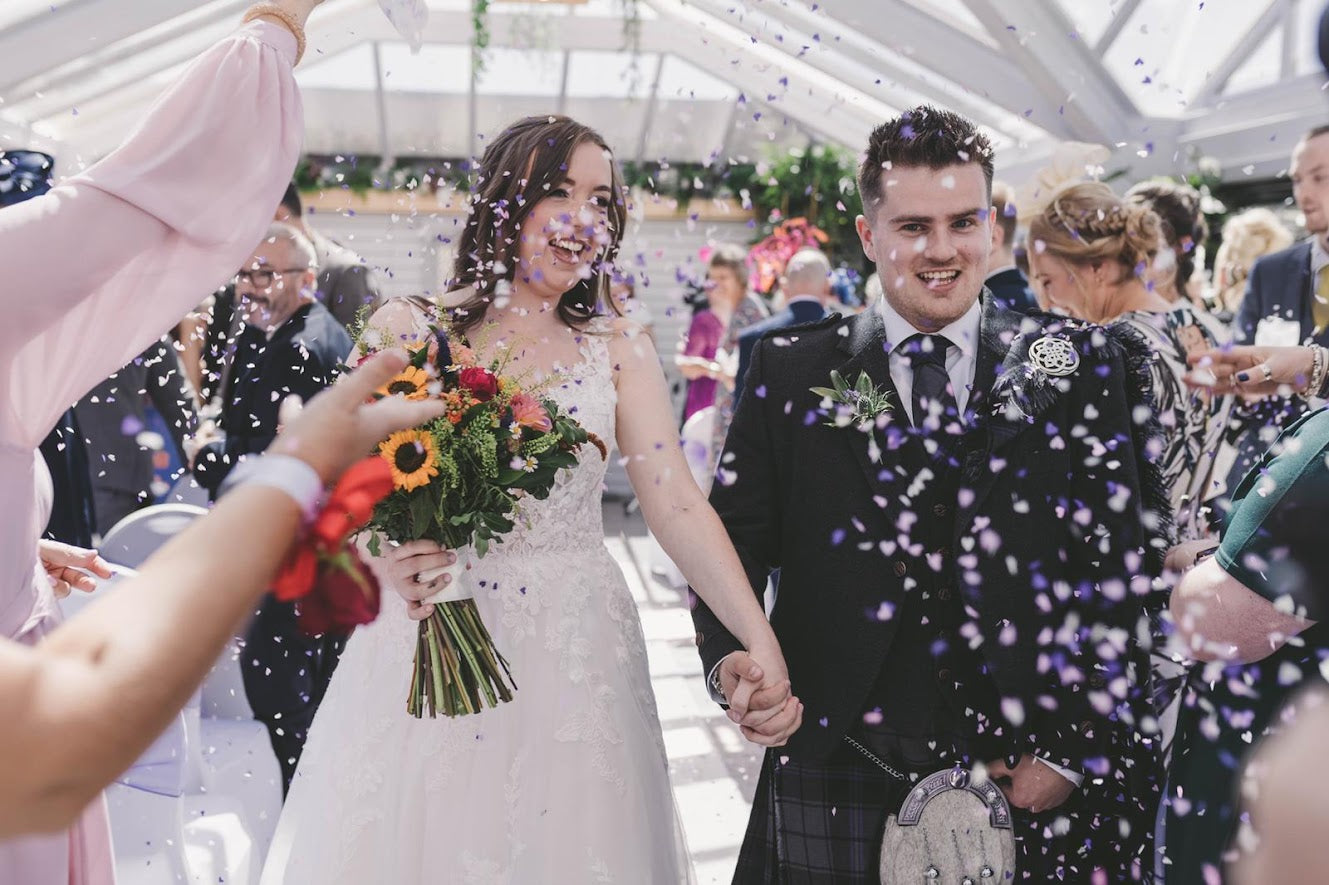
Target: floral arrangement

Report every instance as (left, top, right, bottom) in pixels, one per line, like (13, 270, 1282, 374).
(747, 217, 829, 296)
(358, 314, 606, 717)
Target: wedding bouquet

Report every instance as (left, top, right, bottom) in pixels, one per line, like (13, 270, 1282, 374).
(358, 315, 606, 718)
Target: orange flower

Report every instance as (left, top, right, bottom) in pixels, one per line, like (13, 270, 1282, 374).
(510, 393, 553, 432)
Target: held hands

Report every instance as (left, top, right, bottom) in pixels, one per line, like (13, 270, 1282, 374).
(719, 645, 803, 747)
(985, 755, 1075, 814)
(367, 540, 457, 621)
(267, 349, 447, 486)
(39, 540, 113, 599)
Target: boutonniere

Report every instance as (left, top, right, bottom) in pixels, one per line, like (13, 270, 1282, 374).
(811, 370, 895, 429)
(991, 333, 1080, 422)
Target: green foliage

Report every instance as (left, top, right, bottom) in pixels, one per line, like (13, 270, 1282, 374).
(736, 144, 866, 274)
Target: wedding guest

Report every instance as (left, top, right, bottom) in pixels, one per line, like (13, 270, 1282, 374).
(1167, 404, 1329, 881)
(675, 244, 751, 424)
(1030, 182, 1230, 535)
(74, 339, 198, 535)
(274, 183, 383, 330)
(0, 4, 323, 879)
(694, 105, 1168, 882)
(189, 223, 352, 795)
(733, 248, 833, 405)
(706, 243, 769, 481)
(984, 180, 1037, 312)
(1211, 208, 1294, 323)
(1224, 125, 1329, 498)
(1126, 179, 1210, 306)
(0, 351, 446, 839)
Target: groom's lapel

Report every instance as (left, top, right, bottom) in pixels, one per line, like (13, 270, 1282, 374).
(954, 295, 1027, 535)
(833, 310, 918, 498)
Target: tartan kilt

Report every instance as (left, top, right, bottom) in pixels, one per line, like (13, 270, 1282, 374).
(732, 746, 1155, 884)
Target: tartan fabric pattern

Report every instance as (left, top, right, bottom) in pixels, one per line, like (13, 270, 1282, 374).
(733, 747, 1153, 884)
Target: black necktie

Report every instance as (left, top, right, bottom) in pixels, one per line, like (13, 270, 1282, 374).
(903, 334, 960, 460)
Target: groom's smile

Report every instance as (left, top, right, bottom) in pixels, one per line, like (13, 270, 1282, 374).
(857, 162, 992, 334)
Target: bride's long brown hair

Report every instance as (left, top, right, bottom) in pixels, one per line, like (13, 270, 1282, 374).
(447, 115, 629, 334)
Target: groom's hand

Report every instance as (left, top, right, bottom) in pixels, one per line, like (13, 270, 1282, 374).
(719, 652, 803, 747)
(986, 755, 1076, 814)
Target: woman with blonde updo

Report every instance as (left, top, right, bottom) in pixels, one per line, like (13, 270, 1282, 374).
(1029, 182, 1230, 535)
(1212, 208, 1295, 322)
(1030, 185, 1233, 841)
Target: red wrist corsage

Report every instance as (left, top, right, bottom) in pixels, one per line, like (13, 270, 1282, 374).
(272, 457, 395, 636)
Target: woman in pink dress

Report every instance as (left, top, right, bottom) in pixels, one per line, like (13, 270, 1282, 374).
(0, 5, 317, 882)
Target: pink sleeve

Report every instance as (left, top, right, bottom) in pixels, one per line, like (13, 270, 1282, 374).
(683, 311, 723, 360)
(0, 21, 304, 448)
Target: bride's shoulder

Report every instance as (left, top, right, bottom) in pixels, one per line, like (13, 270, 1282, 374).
(355, 296, 437, 352)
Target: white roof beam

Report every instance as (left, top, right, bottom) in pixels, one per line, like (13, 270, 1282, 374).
(0, 0, 211, 94)
(812, 0, 1074, 139)
(1180, 72, 1326, 179)
(1192, 1, 1284, 105)
(1093, 0, 1142, 57)
(960, 0, 1140, 145)
(683, 0, 1057, 143)
(1, 0, 249, 98)
(642, 0, 892, 152)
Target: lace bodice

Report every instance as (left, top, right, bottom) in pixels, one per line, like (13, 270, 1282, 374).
(489, 319, 618, 559)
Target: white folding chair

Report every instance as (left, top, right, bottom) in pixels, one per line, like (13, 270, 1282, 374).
(77, 503, 283, 885)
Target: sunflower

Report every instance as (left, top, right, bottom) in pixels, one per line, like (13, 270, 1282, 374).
(379, 429, 440, 491)
(376, 366, 431, 401)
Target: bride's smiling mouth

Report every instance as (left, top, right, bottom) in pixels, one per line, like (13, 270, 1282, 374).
(548, 236, 588, 265)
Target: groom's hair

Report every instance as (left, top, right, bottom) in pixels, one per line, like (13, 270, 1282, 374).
(857, 105, 994, 224)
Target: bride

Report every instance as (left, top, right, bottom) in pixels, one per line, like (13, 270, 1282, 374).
(260, 115, 802, 884)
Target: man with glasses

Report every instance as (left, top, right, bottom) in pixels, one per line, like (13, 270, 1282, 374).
(188, 222, 352, 796)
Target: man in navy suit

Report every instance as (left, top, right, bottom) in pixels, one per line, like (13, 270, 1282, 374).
(1226, 124, 1329, 489)
(732, 249, 833, 405)
(982, 180, 1037, 313)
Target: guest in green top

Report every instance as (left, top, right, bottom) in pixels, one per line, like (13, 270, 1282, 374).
(1166, 406, 1328, 882)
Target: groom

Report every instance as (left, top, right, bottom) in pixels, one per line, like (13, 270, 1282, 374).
(693, 106, 1166, 882)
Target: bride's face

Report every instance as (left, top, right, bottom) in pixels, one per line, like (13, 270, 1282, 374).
(514, 141, 615, 302)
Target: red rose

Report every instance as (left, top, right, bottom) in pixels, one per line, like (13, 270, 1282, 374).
(297, 555, 380, 636)
(458, 367, 499, 402)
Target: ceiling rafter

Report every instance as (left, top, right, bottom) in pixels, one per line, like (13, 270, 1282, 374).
(681, 0, 1059, 144)
(960, 0, 1140, 145)
(1192, 0, 1285, 105)
(1092, 0, 1142, 57)
(811, 0, 1075, 139)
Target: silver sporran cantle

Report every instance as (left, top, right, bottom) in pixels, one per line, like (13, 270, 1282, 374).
(878, 765, 1016, 883)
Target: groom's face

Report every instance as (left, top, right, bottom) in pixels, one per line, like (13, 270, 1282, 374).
(855, 162, 991, 333)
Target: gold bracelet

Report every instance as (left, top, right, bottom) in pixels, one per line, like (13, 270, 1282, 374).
(241, 3, 306, 65)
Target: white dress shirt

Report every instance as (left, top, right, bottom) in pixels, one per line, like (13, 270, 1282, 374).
(876, 294, 982, 424)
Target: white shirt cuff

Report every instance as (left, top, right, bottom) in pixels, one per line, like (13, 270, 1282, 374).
(1033, 755, 1084, 787)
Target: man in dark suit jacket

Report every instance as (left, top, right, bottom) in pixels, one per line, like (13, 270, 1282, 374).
(732, 248, 834, 405)
(983, 180, 1037, 313)
(275, 183, 382, 331)
(1225, 125, 1329, 491)
(692, 106, 1166, 882)
(190, 224, 353, 796)
(76, 338, 197, 535)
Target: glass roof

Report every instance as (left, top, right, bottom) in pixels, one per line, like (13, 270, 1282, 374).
(1, 0, 1321, 182)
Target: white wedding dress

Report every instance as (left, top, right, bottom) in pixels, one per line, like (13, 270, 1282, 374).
(261, 318, 693, 883)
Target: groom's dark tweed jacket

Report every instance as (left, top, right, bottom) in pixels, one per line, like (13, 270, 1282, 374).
(691, 294, 1170, 881)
